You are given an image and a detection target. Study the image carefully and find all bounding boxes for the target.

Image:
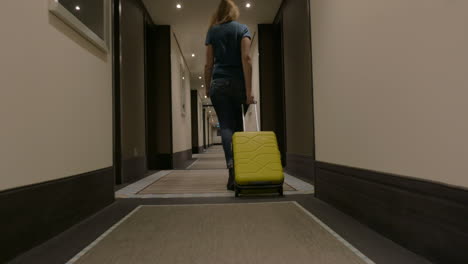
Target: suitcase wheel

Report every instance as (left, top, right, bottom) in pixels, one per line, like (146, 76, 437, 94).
(279, 186, 284, 196)
(234, 186, 240, 197)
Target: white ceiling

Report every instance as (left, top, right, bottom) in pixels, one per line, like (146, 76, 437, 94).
(142, 0, 282, 77)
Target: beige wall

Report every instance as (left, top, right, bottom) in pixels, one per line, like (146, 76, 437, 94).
(171, 32, 192, 153)
(311, 0, 468, 187)
(0, 1, 113, 191)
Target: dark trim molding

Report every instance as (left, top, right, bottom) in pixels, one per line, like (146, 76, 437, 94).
(148, 154, 173, 170)
(315, 161, 468, 264)
(258, 24, 287, 166)
(0, 167, 114, 263)
(203, 108, 207, 149)
(285, 153, 314, 182)
(173, 149, 194, 169)
(112, 0, 122, 185)
(191, 90, 199, 153)
(192, 146, 203, 154)
(306, 0, 316, 160)
(121, 156, 147, 183)
(146, 25, 173, 171)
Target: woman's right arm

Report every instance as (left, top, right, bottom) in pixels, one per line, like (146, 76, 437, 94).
(241, 37, 254, 104)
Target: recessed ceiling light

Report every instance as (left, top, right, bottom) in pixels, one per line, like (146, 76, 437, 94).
(199, 76, 202, 79)
(176, 4, 182, 9)
(192, 53, 196, 57)
(201, 85, 204, 88)
(246, 3, 251, 8)
(75, 5, 81, 11)
(182, 77, 185, 80)
(204, 96, 207, 98)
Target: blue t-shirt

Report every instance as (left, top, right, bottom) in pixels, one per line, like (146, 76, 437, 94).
(205, 21, 251, 80)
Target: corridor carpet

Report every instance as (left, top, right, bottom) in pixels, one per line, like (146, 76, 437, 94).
(138, 170, 295, 194)
(69, 202, 373, 264)
(204, 145, 224, 153)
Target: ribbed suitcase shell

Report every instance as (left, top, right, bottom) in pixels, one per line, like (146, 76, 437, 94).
(232, 131, 284, 186)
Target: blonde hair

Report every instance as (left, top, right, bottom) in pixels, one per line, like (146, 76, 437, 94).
(209, 0, 240, 27)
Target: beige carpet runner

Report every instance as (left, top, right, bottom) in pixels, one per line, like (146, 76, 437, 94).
(139, 170, 294, 194)
(71, 202, 371, 264)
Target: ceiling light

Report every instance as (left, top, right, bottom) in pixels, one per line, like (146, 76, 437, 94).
(176, 4, 182, 9)
(201, 85, 204, 88)
(75, 5, 81, 11)
(199, 76, 202, 79)
(246, 3, 251, 8)
(204, 96, 207, 98)
(182, 76, 185, 80)
(192, 54, 196, 57)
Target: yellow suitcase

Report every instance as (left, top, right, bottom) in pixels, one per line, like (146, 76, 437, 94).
(232, 104, 284, 197)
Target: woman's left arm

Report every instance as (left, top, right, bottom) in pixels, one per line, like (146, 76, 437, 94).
(204, 45, 214, 97)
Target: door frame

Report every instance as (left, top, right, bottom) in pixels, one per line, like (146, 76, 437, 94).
(112, 0, 122, 185)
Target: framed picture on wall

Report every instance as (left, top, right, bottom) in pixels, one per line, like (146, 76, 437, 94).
(48, 0, 109, 52)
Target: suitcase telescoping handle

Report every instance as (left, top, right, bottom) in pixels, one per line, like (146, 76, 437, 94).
(241, 103, 260, 132)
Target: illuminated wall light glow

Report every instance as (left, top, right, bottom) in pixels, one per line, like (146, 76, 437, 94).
(176, 4, 182, 9)
(246, 3, 251, 8)
(75, 5, 81, 11)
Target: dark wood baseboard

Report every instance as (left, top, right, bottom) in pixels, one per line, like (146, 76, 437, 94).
(148, 154, 172, 170)
(122, 156, 146, 184)
(285, 153, 314, 182)
(315, 161, 468, 264)
(0, 167, 114, 263)
(173, 149, 193, 169)
(192, 146, 203, 154)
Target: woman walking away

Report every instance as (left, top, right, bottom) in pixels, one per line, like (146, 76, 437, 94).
(204, 0, 255, 190)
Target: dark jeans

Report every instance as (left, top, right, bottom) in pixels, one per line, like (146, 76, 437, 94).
(210, 79, 245, 168)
